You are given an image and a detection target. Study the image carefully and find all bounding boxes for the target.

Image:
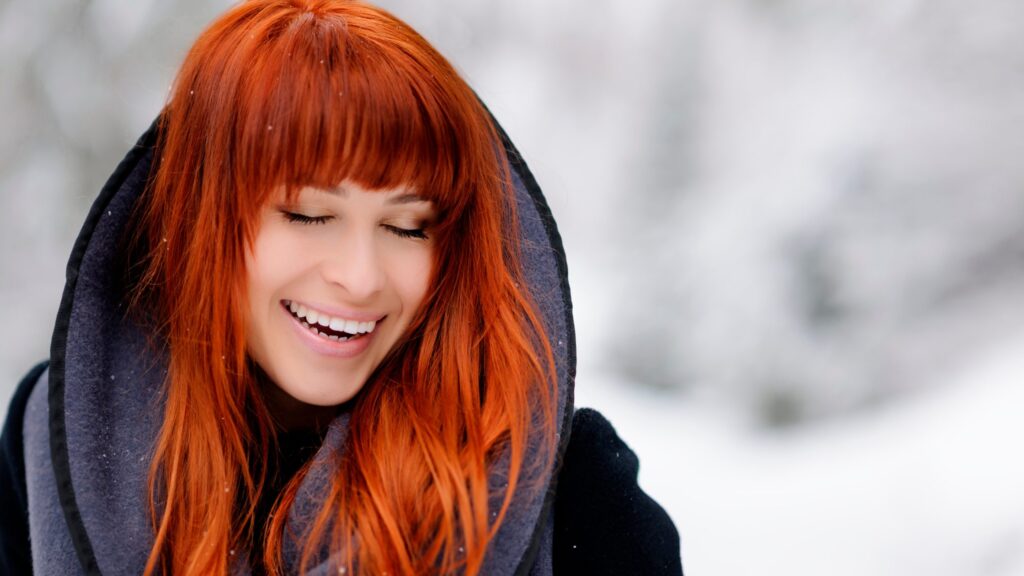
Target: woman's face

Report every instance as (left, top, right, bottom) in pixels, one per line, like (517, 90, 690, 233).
(245, 181, 435, 408)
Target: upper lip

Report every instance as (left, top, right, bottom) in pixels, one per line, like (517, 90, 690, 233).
(282, 299, 386, 323)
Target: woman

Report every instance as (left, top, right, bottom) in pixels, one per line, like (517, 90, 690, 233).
(0, 1, 681, 574)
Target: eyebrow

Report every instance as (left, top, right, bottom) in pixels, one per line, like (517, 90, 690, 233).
(385, 192, 430, 205)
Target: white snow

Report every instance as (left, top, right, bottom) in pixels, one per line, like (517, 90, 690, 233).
(576, 329, 1024, 576)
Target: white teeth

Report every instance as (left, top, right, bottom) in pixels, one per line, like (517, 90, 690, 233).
(286, 301, 379, 335)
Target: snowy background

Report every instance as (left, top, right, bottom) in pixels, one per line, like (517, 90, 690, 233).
(3, 0, 1024, 574)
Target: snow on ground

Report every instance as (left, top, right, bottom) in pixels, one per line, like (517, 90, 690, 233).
(576, 330, 1024, 576)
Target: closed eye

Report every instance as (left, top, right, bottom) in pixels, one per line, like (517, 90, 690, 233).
(281, 211, 332, 225)
(385, 225, 428, 240)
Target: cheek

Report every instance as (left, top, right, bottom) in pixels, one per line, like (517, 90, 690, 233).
(247, 225, 311, 302)
(391, 248, 433, 310)
(244, 231, 277, 352)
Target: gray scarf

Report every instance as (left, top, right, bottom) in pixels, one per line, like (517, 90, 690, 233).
(22, 118, 575, 575)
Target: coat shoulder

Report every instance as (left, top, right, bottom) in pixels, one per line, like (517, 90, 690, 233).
(552, 407, 683, 575)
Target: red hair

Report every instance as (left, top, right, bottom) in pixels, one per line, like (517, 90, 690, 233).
(133, 1, 556, 574)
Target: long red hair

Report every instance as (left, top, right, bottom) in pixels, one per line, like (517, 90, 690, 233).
(132, 1, 556, 573)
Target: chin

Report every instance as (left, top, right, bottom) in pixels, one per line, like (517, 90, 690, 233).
(277, 365, 369, 407)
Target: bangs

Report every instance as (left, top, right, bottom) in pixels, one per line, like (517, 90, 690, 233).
(176, 2, 489, 216)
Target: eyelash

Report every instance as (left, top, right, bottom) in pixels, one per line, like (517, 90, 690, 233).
(282, 212, 331, 225)
(280, 211, 429, 240)
(386, 225, 429, 240)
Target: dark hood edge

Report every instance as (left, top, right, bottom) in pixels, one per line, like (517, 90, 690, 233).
(485, 114, 577, 576)
(49, 119, 161, 576)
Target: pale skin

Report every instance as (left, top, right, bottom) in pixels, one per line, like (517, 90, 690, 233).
(244, 181, 436, 430)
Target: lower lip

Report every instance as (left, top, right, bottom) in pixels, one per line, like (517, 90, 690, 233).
(283, 302, 379, 359)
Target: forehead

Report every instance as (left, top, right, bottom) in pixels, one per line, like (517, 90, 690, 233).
(297, 182, 433, 207)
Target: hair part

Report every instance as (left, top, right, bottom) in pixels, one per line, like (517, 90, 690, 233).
(136, 1, 556, 574)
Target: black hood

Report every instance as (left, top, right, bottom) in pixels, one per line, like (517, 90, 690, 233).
(32, 115, 575, 575)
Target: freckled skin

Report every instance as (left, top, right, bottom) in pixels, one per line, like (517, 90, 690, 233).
(244, 181, 435, 415)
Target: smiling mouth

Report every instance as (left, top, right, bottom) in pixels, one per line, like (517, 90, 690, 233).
(282, 300, 380, 342)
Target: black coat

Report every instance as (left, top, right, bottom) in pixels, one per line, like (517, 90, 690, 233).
(0, 116, 682, 574)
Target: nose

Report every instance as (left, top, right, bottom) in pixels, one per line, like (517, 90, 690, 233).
(319, 229, 385, 302)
